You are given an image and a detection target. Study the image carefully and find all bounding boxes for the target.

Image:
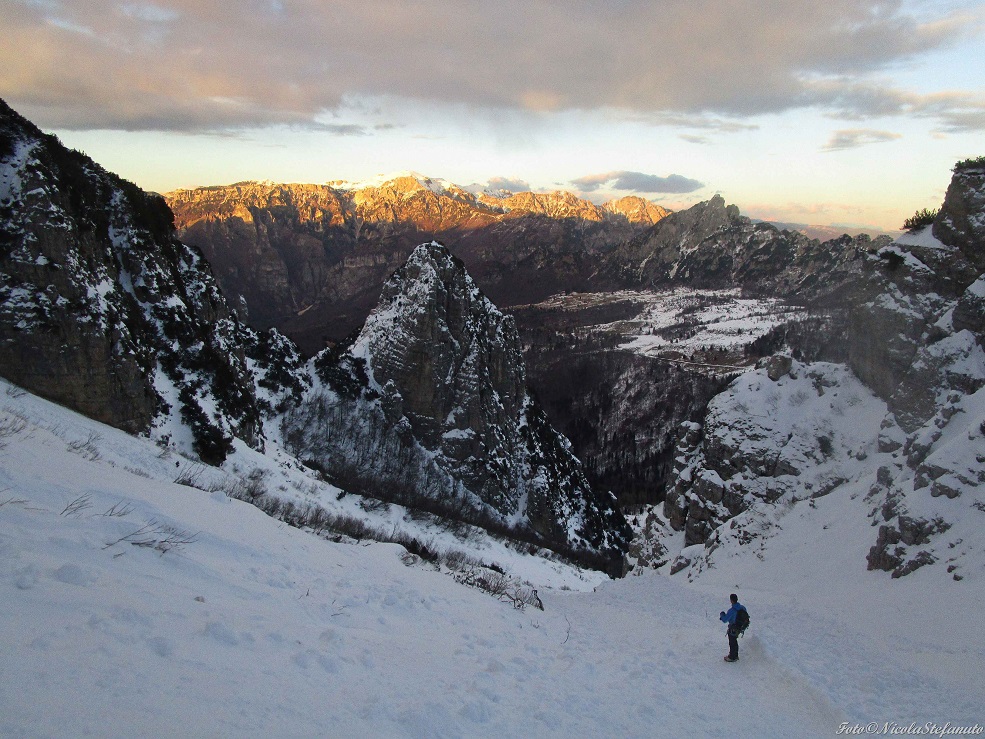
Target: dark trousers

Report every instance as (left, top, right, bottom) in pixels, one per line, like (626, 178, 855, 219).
(727, 627, 739, 659)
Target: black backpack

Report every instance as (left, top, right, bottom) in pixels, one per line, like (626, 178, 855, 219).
(735, 607, 750, 635)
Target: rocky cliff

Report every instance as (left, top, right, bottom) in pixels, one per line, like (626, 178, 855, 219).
(281, 242, 630, 571)
(514, 308, 730, 509)
(0, 98, 304, 464)
(166, 178, 669, 352)
(934, 158, 985, 271)
(651, 162, 985, 580)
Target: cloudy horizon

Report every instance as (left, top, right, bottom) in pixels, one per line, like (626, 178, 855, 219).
(1, 0, 983, 230)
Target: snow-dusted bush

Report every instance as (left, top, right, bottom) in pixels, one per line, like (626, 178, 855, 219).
(902, 207, 939, 232)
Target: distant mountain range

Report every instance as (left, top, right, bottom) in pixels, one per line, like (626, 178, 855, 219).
(164, 177, 900, 354)
(164, 177, 670, 350)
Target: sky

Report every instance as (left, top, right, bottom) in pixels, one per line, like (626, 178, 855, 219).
(1, 0, 984, 231)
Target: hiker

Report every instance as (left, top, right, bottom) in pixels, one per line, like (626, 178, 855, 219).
(719, 593, 749, 663)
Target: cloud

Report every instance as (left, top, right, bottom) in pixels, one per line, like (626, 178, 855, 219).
(119, 3, 179, 24)
(464, 177, 533, 195)
(822, 128, 903, 151)
(487, 177, 532, 192)
(0, 0, 980, 132)
(318, 123, 369, 136)
(632, 114, 760, 134)
(572, 171, 705, 194)
(807, 79, 985, 131)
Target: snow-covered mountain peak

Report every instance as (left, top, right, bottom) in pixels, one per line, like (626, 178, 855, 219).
(291, 241, 631, 568)
(352, 241, 507, 393)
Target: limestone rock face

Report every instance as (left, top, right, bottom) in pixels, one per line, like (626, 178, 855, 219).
(352, 243, 527, 503)
(839, 235, 981, 431)
(602, 196, 671, 226)
(763, 355, 793, 381)
(599, 195, 740, 287)
(953, 276, 985, 339)
(484, 189, 608, 221)
(284, 243, 630, 569)
(0, 105, 159, 432)
(664, 361, 887, 547)
(934, 160, 985, 270)
(0, 99, 303, 463)
(596, 194, 882, 305)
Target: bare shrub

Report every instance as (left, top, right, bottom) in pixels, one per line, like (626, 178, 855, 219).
(453, 565, 544, 610)
(0, 414, 28, 450)
(215, 468, 269, 502)
(174, 463, 207, 489)
(391, 531, 438, 562)
(441, 548, 483, 571)
(0, 492, 28, 508)
(67, 431, 102, 461)
(325, 513, 380, 541)
(98, 500, 134, 518)
(359, 497, 390, 514)
(61, 494, 93, 517)
(104, 520, 198, 554)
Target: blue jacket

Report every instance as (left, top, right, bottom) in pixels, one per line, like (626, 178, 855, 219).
(720, 603, 746, 627)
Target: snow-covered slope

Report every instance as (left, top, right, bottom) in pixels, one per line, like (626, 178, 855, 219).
(655, 348, 985, 577)
(663, 361, 887, 548)
(2, 377, 982, 737)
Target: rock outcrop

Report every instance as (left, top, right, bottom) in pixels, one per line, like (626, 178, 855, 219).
(934, 158, 985, 270)
(664, 361, 886, 547)
(598, 193, 887, 302)
(0, 98, 304, 463)
(602, 196, 672, 226)
(282, 242, 630, 570)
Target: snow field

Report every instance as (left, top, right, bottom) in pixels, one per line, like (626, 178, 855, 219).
(1, 380, 982, 736)
(679, 467, 983, 724)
